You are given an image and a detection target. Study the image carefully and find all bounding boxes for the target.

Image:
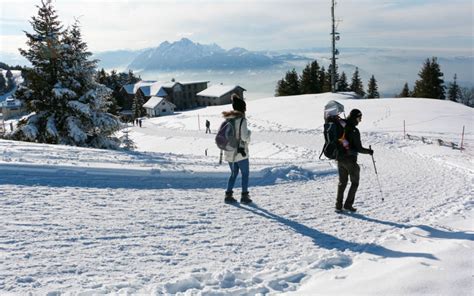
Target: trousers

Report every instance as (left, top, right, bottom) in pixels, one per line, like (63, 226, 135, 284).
(226, 158, 249, 193)
(336, 159, 360, 208)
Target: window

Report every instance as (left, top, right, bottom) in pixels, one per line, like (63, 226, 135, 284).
(162, 109, 167, 112)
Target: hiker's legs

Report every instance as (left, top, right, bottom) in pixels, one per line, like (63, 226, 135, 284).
(336, 161, 349, 208)
(226, 162, 240, 192)
(344, 162, 360, 208)
(238, 159, 249, 193)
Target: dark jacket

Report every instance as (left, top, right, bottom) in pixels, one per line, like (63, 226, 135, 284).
(339, 117, 371, 162)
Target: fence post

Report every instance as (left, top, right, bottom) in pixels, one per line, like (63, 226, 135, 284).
(461, 125, 465, 151)
(198, 114, 201, 130)
(403, 120, 406, 139)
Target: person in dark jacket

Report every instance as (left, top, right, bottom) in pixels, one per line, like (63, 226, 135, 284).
(336, 109, 373, 212)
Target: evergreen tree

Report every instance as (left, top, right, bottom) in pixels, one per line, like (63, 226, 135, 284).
(459, 87, 474, 107)
(321, 67, 332, 92)
(132, 90, 146, 118)
(350, 67, 365, 97)
(447, 74, 461, 102)
(14, 0, 64, 143)
(413, 57, 445, 99)
(366, 75, 379, 99)
(5, 70, 15, 92)
(275, 78, 289, 96)
(337, 71, 349, 92)
(399, 82, 411, 97)
(318, 66, 327, 92)
(286, 68, 300, 95)
(13, 1, 120, 148)
(300, 60, 321, 94)
(0, 72, 6, 94)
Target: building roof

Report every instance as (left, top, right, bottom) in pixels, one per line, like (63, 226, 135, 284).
(122, 80, 157, 95)
(0, 98, 22, 108)
(197, 85, 245, 98)
(143, 96, 176, 109)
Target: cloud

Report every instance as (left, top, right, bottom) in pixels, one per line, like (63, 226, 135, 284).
(0, 0, 471, 54)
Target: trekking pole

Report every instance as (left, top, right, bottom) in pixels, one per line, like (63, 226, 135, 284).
(369, 145, 384, 201)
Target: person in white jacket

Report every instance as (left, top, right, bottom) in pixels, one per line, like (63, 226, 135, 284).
(223, 94, 252, 204)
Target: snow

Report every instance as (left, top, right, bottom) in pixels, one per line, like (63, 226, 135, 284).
(0, 92, 472, 295)
(197, 84, 241, 97)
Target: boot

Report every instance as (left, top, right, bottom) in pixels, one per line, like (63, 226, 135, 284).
(240, 192, 253, 204)
(343, 205, 357, 212)
(225, 191, 237, 203)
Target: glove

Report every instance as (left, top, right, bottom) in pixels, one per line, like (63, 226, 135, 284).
(368, 149, 374, 156)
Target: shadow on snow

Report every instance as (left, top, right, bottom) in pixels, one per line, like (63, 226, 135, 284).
(238, 203, 440, 260)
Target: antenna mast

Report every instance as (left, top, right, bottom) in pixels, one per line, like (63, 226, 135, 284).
(331, 0, 340, 93)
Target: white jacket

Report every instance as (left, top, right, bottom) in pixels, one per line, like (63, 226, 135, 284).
(222, 111, 251, 163)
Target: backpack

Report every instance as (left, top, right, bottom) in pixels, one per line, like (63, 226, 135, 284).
(319, 100, 347, 160)
(320, 117, 346, 159)
(215, 118, 244, 151)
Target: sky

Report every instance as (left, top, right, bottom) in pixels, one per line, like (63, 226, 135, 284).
(0, 0, 473, 55)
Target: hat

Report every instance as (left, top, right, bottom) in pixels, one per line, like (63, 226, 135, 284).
(349, 109, 362, 119)
(231, 93, 246, 113)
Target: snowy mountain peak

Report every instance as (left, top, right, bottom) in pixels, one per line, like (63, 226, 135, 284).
(128, 39, 284, 70)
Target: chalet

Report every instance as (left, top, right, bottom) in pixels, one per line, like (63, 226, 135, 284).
(119, 80, 208, 111)
(143, 96, 176, 117)
(197, 85, 246, 106)
(0, 98, 27, 120)
(120, 80, 157, 110)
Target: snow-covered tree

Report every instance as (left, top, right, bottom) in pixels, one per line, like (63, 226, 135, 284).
(12, 0, 121, 149)
(119, 128, 136, 150)
(366, 75, 379, 99)
(350, 67, 365, 97)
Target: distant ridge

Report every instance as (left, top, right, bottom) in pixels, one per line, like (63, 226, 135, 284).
(127, 38, 309, 71)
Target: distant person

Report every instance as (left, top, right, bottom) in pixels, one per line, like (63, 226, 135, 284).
(223, 94, 252, 204)
(205, 120, 211, 133)
(138, 119, 142, 128)
(10, 122, 13, 132)
(336, 109, 373, 212)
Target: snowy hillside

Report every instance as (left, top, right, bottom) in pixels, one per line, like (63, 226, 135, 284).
(0, 93, 472, 295)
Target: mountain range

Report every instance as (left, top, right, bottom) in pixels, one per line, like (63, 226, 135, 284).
(95, 38, 310, 71)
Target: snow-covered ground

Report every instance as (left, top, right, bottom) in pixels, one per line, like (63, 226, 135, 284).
(0, 93, 472, 295)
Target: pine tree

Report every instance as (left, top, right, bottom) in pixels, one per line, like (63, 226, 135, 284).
(13, 0, 64, 143)
(318, 66, 327, 92)
(366, 75, 379, 99)
(447, 74, 461, 102)
(322, 67, 332, 93)
(275, 78, 288, 96)
(5, 70, 15, 92)
(337, 71, 349, 92)
(399, 82, 411, 97)
(287, 68, 301, 95)
(120, 128, 136, 150)
(413, 57, 445, 99)
(350, 67, 365, 97)
(300, 60, 321, 94)
(132, 90, 146, 119)
(0, 72, 6, 94)
(12, 1, 120, 148)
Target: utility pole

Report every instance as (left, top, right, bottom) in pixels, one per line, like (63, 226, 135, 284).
(331, 0, 340, 93)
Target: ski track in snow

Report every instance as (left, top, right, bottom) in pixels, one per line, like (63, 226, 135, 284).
(0, 95, 472, 294)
